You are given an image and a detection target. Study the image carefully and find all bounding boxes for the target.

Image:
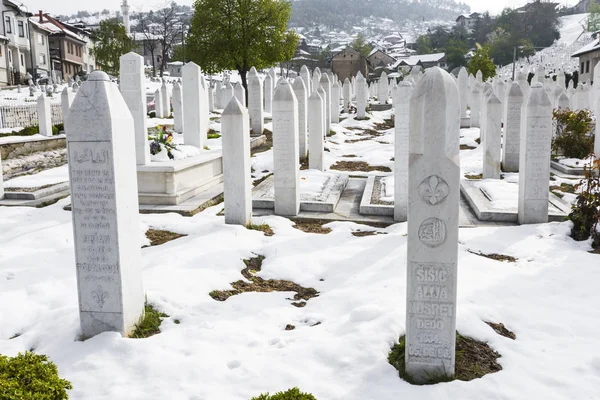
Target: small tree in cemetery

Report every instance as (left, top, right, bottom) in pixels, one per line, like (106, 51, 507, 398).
(569, 158, 600, 248)
(467, 45, 496, 81)
(552, 108, 595, 159)
(352, 33, 371, 57)
(187, 0, 298, 97)
(91, 19, 133, 75)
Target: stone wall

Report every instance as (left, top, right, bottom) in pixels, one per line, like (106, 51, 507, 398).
(1, 136, 66, 160)
(2, 148, 67, 180)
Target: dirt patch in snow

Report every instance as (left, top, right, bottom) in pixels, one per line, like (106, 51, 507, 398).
(330, 161, 391, 173)
(209, 255, 319, 305)
(144, 229, 187, 248)
(351, 230, 387, 237)
(388, 333, 502, 385)
(485, 322, 516, 340)
(467, 250, 517, 263)
(293, 219, 332, 234)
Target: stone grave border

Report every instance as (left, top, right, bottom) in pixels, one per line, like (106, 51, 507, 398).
(359, 175, 394, 217)
(460, 179, 571, 222)
(252, 173, 349, 213)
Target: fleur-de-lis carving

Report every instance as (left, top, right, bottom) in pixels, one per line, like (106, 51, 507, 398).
(92, 285, 110, 309)
(418, 175, 450, 205)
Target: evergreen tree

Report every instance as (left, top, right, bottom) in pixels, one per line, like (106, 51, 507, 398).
(352, 33, 371, 57)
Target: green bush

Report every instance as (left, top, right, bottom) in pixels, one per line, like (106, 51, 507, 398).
(552, 108, 594, 159)
(0, 124, 63, 138)
(569, 158, 600, 247)
(251, 387, 317, 400)
(0, 351, 72, 400)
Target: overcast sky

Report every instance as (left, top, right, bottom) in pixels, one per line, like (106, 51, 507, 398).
(30, 0, 579, 18)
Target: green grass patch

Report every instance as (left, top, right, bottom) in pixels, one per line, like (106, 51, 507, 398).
(207, 129, 221, 139)
(130, 302, 169, 339)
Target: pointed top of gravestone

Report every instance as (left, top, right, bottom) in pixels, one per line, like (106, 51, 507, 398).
(173, 81, 181, 92)
(182, 61, 201, 73)
(458, 67, 467, 78)
(223, 95, 244, 116)
(313, 67, 321, 77)
(155, 88, 160, 96)
(309, 89, 322, 101)
(527, 82, 552, 109)
(487, 92, 501, 105)
(556, 92, 570, 108)
(273, 79, 296, 106)
(89, 71, 110, 81)
(320, 73, 330, 84)
(300, 65, 309, 73)
(507, 81, 523, 98)
(65, 69, 133, 142)
(476, 70, 483, 81)
(121, 51, 143, 62)
(410, 67, 460, 162)
(356, 71, 365, 81)
(381, 71, 388, 79)
(265, 73, 273, 83)
(292, 77, 306, 91)
(62, 87, 69, 96)
(343, 78, 350, 85)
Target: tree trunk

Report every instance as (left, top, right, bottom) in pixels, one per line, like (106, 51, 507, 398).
(239, 68, 248, 106)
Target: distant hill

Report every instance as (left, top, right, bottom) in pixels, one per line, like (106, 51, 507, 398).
(289, 0, 471, 28)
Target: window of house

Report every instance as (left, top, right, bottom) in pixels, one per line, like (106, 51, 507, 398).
(581, 62, 585, 74)
(20, 53, 24, 66)
(5, 16, 11, 34)
(38, 33, 44, 45)
(586, 60, 590, 73)
(39, 53, 46, 64)
(18, 21, 24, 37)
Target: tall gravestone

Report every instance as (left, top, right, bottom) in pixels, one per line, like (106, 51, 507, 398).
(317, 86, 327, 136)
(331, 80, 340, 123)
(406, 67, 460, 383)
(264, 74, 273, 114)
(300, 65, 311, 94)
(272, 80, 300, 216)
(222, 97, 252, 225)
(292, 78, 308, 160)
(356, 72, 367, 119)
(379, 71, 389, 103)
(502, 82, 523, 172)
(234, 82, 246, 107)
(172, 82, 184, 133)
(154, 88, 164, 118)
(248, 75, 264, 136)
(37, 94, 52, 137)
(208, 83, 215, 112)
(483, 93, 502, 179)
(470, 84, 481, 128)
(222, 83, 235, 109)
(182, 62, 206, 148)
(320, 73, 332, 133)
(394, 81, 412, 222)
(120, 52, 150, 165)
(308, 90, 325, 171)
(61, 87, 74, 119)
(65, 71, 144, 338)
(343, 78, 351, 113)
(518, 83, 552, 225)
(161, 80, 170, 117)
(0, 152, 4, 200)
(556, 92, 570, 110)
(312, 68, 321, 95)
(458, 67, 468, 118)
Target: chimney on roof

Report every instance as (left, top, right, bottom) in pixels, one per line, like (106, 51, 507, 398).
(39, 10, 43, 23)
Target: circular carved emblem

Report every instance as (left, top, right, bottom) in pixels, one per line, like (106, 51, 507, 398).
(418, 218, 447, 247)
(418, 175, 449, 205)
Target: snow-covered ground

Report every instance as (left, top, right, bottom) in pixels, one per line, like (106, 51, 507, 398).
(1, 105, 598, 399)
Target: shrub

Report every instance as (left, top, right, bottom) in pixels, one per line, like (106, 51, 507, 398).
(251, 387, 317, 400)
(0, 351, 72, 400)
(552, 108, 594, 159)
(569, 158, 600, 248)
